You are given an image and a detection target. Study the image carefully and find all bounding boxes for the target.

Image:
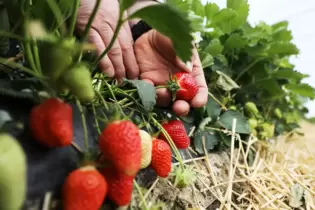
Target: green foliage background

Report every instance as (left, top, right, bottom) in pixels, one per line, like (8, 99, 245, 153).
(0, 0, 314, 155)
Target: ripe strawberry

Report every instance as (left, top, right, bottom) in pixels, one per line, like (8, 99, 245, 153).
(159, 120, 190, 149)
(100, 167, 134, 207)
(30, 98, 73, 147)
(63, 165, 108, 210)
(99, 120, 141, 176)
(167, 72, 198, 102)
(151, 138, 172, 178)
(139, 130, 152, 169)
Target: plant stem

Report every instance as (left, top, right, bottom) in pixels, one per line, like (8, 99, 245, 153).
(91, 103, 102, 134)
(149, 116, 185, 171)
(23, 42, 38, 74)
(92, 16, 125, 71)
(208, 91, 227, 111)
(68, 0, 81, 37)
(134, 180, 149, 210)
(235, 57, 264, 82)
(32, 41, 41, 73)
(46, 0, 66, 36)
(75, 99, 89, 151)
(81, 0, 102, 41)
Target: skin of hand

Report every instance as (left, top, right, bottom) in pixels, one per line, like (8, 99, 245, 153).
(134, 29, 208, 116)
(76, 0, 139, 80)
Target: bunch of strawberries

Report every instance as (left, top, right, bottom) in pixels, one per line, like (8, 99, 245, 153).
(29, 97, 192, 209)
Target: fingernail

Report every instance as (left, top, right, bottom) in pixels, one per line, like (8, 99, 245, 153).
(186, 61, 192, 72)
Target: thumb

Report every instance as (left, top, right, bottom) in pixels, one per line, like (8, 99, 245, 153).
(152, 30, 192, 73)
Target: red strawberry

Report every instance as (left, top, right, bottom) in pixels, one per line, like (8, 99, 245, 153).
(151, 138, 172, 178)
(159, 120, 190, 149)
(30, 98, 73, 147)
(99, 120, 141, 177)
(100, 167, 134, 207)
(63, 165, 108, 210)
(168, 72, 198, 102)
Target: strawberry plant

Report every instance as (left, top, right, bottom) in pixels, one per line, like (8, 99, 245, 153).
(0, 0, 314, 208)
(164, 0, 315, 152)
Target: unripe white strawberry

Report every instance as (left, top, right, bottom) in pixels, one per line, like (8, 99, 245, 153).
(139, 130, 152, 169)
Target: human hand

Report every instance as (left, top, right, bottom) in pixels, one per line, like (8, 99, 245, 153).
(76, 0, 139, 79)
(134, 30, 208, 116)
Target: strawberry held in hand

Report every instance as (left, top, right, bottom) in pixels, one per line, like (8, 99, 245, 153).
(99, 120, 141, 176)
(30, 98, 73, 147)
(167, 72, 199, 102)
(151, 138, 172, 178)
(101, 167, 134, 207)
(159, 120, 190, 149)
(63, 165, 108, 210)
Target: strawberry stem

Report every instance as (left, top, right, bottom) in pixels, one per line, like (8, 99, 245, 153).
(208, 91, 227, 111)
(75, 99, 89, 153)
(134, 180, 149, 210)
(149, 116, 185, 171)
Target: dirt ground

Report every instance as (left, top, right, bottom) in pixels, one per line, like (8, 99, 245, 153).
(132, 120, 315, 210)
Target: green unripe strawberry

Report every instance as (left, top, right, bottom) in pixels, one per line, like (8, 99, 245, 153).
(248, 118, 258, 131)
(274, 108, 282, 119)
(62, 62, 95, 103)
(229, 105, 237, 110)
(0, 133, 26, 210)
(139, 130, 152, 169)
(39, 38, 76, 81)
(245, 102, 259, 117)
(261, 123, 275, 139)
(252, 129, 257, 136)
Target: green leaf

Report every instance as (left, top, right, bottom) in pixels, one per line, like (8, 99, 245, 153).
(255, 78, 284, 97)
(205, 39, 223, 56)
(199, 52, 214, 68)
(124, 79, 157, 111)
(218, 110, 251, 134)
(206, 97, 221, 121)
(189, 0, 205, 17)
(193, 130, 220, 154)
(120, 0, 135, 10)
(212, 8, 237, 33)
(268, 43, 299, 56)
(272, 69, 309, 82)
(204, 3, 219, 22)
(129, 4, 193, 62)
(227, 0, 249, 31)
(216, 70, 240, 91)
(224, 33, 247, 49)
(285, 83, 315, 99)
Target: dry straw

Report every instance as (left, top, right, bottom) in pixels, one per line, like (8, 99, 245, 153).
(138, 120, 315, 209)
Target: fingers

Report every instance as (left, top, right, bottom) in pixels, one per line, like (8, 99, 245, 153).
(190, 48, 208, 108)
(118, 23, 140, 80)
(172, 100, 190, 116)
(96, 25, 126, 79)
(88, 28, 115, 77)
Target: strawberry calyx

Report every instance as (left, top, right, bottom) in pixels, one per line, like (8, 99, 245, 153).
(172, 166, 196, 188)
(166, 73, 181, 101)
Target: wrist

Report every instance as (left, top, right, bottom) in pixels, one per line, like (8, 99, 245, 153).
(127, 0, 159, 27)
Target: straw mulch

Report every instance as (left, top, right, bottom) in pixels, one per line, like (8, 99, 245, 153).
(135, 121, 315, 210)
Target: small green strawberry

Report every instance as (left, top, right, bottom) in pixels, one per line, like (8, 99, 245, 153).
(248, 118, 258, 131)
(274, 108, 283, 119)
(245, 102, 259, 117)
(62, 62, 95, 103)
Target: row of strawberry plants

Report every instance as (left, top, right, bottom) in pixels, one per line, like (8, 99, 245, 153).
(0, 0, 313, 209)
